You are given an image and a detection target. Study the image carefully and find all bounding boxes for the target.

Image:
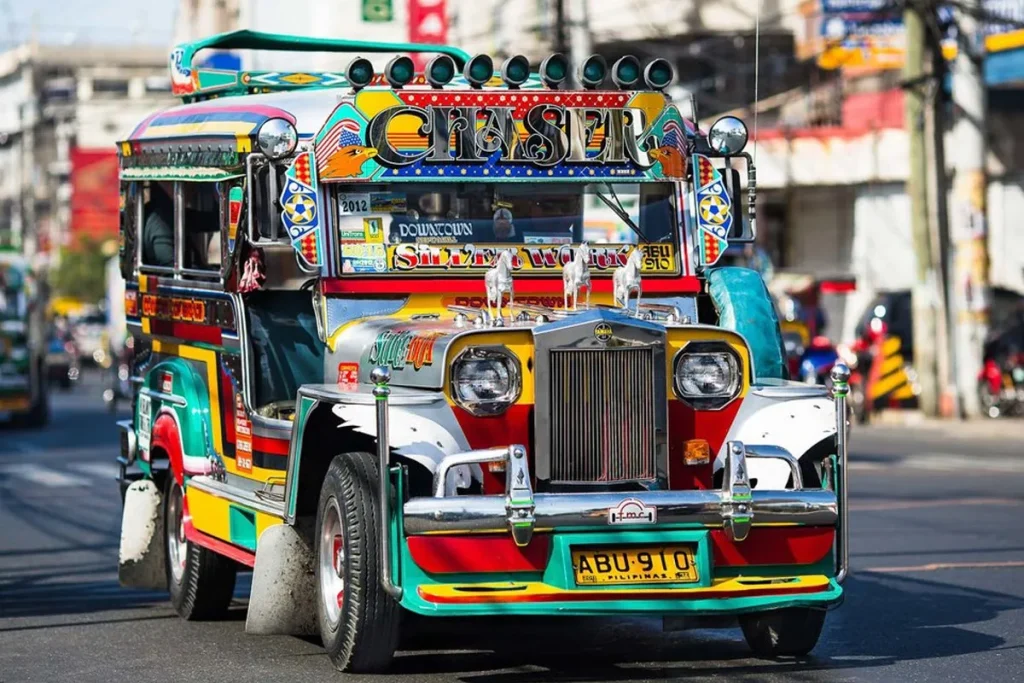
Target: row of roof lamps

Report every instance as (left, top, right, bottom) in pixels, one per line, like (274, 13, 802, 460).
(345, 52, 676, 91)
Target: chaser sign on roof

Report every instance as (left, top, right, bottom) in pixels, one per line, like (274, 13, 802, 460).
(314, 90, 693, 182)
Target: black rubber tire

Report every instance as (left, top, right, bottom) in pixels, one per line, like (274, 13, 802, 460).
(165, 475, 237, 620)
(315, 452, 400, 673)
(740, 607, 827, 658)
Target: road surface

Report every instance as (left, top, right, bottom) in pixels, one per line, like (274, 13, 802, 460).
(2, 374, 1022, 682)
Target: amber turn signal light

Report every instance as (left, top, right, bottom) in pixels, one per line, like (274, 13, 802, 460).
(684, 439, 711, 466)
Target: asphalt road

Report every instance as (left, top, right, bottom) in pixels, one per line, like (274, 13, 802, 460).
(1, 374, 1022, 683)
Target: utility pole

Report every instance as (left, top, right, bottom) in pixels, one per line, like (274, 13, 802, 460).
(903, 3, 940, 416)
(924, 5, 960, 417)
(949, 0, 990, 417)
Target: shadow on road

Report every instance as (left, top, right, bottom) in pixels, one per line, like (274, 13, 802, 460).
(376, 572, 1021, 681)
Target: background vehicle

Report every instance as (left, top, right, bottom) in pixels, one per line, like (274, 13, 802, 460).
(978, 296, 1024, 418)
(45, 324, 80, 390)
(70, 307, 108, 368)
(0, 253, 50, 427)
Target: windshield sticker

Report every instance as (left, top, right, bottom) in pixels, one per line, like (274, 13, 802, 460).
(341, 243, 387, 274)
(370, 193, 407, 213)
(315, 91, 693, 183)
(693, 154, 730, 267)
(280, 151, 324, 269)
(364, 217, 384, 243)
(390, 220, 476, 244)
(337, 193, 371, 215)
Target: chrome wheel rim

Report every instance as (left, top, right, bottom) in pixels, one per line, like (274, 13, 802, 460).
(166, 481, 187, 583)
(319, 498, 345, 627)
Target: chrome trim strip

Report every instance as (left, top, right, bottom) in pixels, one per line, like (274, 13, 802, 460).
(139, 386, 187, 407)
(745, 444, 803, 489)
(403, 488, 838, 535)
(186, 474, 286, 518)
(434, 447, 510, 498)
(371, 367, 403, 600)
(831, 363, 851, 584)
(298, 383, 443, 406)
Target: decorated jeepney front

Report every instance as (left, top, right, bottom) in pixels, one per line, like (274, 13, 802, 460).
(114, 33, 849, 675)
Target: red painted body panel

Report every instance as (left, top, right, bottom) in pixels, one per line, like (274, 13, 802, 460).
(408, 535, 552, 574)
(151, 413, 184, 485)
(711, 527, 835, 567)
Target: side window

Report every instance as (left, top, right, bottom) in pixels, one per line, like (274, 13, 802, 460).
(140, 180, 175, 269)
(181, 182, 223, 272)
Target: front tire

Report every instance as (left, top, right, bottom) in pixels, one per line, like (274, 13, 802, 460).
(164, 475, 237, 620)
(740, 607, 827, 658)
(315, 452, 400, 673)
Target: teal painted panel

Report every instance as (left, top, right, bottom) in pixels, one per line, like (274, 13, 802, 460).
(228, 505, 257, 551)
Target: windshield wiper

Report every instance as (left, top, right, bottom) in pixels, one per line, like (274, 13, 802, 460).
(593, 183, 651, 244)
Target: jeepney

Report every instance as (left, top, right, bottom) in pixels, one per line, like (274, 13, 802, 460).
(115, 30, 851, 674)
(0, 253, 50, 427)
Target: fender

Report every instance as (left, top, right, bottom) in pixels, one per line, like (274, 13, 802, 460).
(138, 358, 220, 482)
(713, 382, 836, 490)
(286, 387, 477, 522)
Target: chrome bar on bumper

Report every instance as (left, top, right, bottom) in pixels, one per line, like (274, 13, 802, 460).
(372, 366, 403, 601)
(831, 363, 851, 584)
(404, 488, 838, 536)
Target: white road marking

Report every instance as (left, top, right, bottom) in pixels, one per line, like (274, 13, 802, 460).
(0, 463, 84, 488)
(849, 453, 1024, 474)
(865, 560, 1024, 573)
(66, 462, 117, 480)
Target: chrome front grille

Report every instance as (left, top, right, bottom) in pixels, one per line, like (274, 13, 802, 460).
(549, 347, 658, 484)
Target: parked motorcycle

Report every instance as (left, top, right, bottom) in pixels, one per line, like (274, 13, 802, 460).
(978, 314, 1024, 418)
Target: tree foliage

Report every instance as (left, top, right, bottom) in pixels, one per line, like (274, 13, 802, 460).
(51, 235, 110, 305)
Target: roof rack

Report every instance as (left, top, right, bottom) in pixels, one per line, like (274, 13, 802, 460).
(170, 29, 473, 101)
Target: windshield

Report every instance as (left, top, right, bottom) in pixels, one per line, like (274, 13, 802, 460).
(333, 182, 677, 248)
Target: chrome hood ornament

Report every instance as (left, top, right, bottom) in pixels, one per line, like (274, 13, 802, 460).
(613, 246, 643, 315)
(562, 241, 592, 310)
(485, 249, 515, 324)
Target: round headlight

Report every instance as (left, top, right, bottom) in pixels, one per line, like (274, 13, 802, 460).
(708, 115, 749, 155)
(256, 118, 298, 159)
(673, 342, 742, 410)
(450, 346, 521, 416)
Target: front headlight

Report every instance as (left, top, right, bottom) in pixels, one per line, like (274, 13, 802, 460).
(673, 341, 741, 410)
(450, 346, 521, 416)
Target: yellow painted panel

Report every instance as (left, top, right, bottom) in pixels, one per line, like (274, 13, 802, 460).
(186, 486, 231, 542)
(665, 328, 752, 401)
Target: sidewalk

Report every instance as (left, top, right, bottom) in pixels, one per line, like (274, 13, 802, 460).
(868, 409, 1024, 440)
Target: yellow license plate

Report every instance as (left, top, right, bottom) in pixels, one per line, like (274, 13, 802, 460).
(572, 545, 699, 586)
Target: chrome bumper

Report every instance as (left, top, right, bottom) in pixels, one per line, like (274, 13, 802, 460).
(370, 363, 852, 595)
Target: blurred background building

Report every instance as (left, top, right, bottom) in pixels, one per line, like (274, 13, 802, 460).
(0, 42, 171, 268)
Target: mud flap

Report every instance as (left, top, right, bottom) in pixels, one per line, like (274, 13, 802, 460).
(118, 479, 168, 590)
(245, 521, 317, 636)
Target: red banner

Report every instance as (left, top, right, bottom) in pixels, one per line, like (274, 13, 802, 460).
(407, 0, 448, 72)
(70, 148, 120, 246)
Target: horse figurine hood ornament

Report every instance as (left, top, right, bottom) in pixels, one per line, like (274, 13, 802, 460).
(613, 247, 643, 315)
(562, 242, 592, 310)
(485, 249, 515, 323)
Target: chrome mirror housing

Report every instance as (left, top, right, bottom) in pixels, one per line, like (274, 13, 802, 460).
(709, 116, 748, 155)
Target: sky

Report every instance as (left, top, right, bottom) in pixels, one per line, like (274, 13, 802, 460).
(2, 0, 178, 49)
